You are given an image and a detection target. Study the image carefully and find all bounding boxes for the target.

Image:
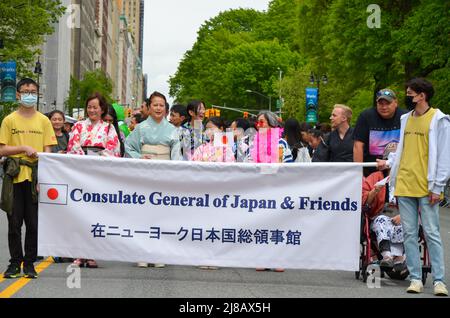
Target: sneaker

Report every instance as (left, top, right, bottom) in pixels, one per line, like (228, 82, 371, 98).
(434, 281, 448, 296)
(85, 259, 98, 268)
(23, 263, 38, 279)
(406, 279, 424, 294)
(198, 266, 218, 270)
(273, 268, 285, 273)
(53, 257, 63, 263)
(3, 263, 21, 279)
(153, 263, 165, 268)
(73, 258, 85, 267)
(137, 262, 148, 268)
(198, 266, 209, 270)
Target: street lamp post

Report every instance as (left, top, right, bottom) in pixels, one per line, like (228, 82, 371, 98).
(309, 72, 328, 120)
(34, 58, 42, 111)
(278, 68, 283, 118)
(245, 90, 271, 112)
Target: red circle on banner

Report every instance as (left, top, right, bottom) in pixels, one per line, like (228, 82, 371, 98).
(47, 188, 59, 201)
(222, 136, 228, 145)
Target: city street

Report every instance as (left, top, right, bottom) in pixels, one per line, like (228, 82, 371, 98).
(0, 207, 449, 299)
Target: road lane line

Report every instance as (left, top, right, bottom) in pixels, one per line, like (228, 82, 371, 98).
(0, 257, 54, 298)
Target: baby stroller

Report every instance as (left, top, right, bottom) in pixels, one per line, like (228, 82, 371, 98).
(355, 209, 432, 284)
(439, 180, 450, 208)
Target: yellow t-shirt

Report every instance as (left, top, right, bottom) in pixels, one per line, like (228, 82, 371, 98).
(0, 111, 57, 183)
(395, 108, 436, 197)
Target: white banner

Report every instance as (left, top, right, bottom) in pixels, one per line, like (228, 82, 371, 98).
(38, 153, 362, 271)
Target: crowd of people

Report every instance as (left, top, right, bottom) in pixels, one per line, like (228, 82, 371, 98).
(0, 76, 448, 296)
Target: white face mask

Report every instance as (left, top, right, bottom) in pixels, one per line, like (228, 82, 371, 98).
(20, 93, 38, 108)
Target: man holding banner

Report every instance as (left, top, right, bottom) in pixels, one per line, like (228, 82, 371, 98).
(0, 78, 56, 279)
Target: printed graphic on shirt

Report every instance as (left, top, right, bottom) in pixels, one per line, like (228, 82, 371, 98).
(369, 129, 400, 156)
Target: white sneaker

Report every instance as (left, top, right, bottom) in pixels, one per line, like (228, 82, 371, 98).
(137, 262, 148, 268)
(153, 263, 166, 268)
(434, 281, 448, 296)
(406, 279, 424, 294)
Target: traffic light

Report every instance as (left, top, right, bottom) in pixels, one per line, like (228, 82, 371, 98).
(243, 112, 249, 119)
(125, 108, 132, 118)
(206, 109, 221, 117)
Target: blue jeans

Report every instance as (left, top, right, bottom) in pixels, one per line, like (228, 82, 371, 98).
(397, 197, 445, 283)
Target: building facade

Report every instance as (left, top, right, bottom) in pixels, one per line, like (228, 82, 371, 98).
(38, 0, 144, 114)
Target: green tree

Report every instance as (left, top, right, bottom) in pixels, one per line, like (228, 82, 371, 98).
(65, 69, 114, 117)
(169, 8, 300, 119)
(254, 0, 300, 50)
(0, 0, 66, 75)
(170, 0, 450, 122)
(0, 1, 65, 122)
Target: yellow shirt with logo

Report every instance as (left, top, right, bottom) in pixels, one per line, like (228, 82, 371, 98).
(0, 111, 57, 183)
(395, 108, 436, 197)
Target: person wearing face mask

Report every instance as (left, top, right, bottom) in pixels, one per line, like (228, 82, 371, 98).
(378, 78, 450, 296)
(0, 78, 57, 279)
(353, 89, 407, 176)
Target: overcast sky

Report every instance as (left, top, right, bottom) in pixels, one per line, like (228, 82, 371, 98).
(143, 0, 270, 104)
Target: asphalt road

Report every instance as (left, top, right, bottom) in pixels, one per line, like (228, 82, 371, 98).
(0, 207, 449, 299)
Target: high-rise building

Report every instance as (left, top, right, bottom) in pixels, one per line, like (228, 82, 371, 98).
(39, 0, 73, 113)
(122, 0, 144, 63)
(94, 0, 120, 83)
(38, 0, 144, 114)
(72, 0, 97, 81)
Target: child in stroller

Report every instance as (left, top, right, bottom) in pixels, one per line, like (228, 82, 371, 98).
(361, 168, 408, 279)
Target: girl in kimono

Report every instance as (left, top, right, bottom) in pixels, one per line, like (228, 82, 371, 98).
(180, 100, 206, 160)
(192, 117, 235, 163)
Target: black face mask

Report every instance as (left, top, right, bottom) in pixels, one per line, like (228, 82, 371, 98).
(405, 95, 418, 111)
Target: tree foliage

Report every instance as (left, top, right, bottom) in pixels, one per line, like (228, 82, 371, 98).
(65, 69, 114, 117)
(0, 0, 66, 75)
(0, 1, 65, 121)
(170, 0, 450, 121)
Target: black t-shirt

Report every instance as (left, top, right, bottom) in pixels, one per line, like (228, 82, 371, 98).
(353, 107, 407, 175)
(328, 127, 354, 162)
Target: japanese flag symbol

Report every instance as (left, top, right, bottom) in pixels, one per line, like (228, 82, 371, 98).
(39, 184, 68, 205)
(213, 131, 234, 148)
